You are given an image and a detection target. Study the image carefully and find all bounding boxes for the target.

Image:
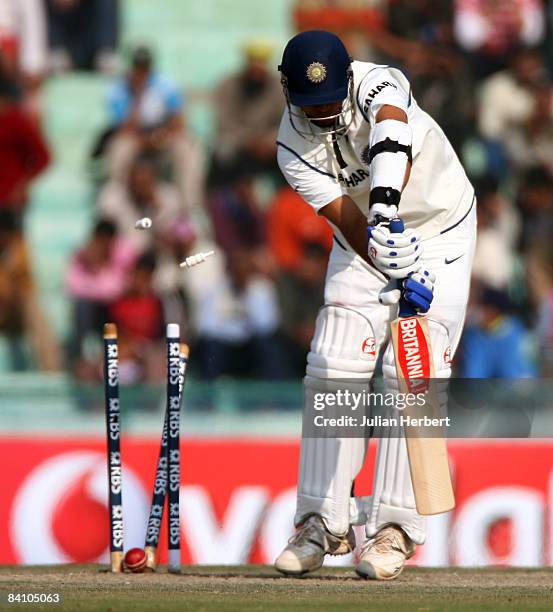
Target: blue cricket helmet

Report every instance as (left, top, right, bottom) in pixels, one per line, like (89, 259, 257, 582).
(279, 30, 352, 107)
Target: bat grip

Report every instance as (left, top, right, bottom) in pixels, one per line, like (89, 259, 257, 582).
(389, 218, 417, 318)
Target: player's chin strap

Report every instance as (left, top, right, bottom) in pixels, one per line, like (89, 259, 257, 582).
(280, 69, 355, 143)
(366, 119, 412, 223)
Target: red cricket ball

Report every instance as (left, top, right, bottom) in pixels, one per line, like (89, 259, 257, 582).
(124, 547, 147, 573)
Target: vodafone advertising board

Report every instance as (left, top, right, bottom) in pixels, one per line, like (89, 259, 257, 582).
(1, 437, 552, 567)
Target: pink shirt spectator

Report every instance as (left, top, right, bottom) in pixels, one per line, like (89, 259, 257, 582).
(65, 239, 137, 303)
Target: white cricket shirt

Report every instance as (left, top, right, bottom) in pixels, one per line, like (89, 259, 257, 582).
(277, 61, 475, 241)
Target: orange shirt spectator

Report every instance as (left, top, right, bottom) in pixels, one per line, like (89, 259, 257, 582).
(267, 186, 332, 272)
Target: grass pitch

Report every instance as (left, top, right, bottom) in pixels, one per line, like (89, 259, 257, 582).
(1, 564, 552, 611)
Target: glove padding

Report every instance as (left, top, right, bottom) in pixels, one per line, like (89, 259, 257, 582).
(378, 268, 436, 314)
(368, 224, 422, 279)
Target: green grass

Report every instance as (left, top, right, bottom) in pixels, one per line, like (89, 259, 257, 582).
(1, 565, 552, 611)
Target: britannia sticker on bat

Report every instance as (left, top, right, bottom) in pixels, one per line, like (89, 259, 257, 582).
(395, 317, 431, 393)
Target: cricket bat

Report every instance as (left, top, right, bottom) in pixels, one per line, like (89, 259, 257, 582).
(388, 218, 455, 516)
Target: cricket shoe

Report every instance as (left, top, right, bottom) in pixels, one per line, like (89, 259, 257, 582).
(355, 525, 415, 581)
(274, 515, 356, 576)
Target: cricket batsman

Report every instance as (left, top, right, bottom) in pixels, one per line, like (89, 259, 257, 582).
(274, 30, 476, 580)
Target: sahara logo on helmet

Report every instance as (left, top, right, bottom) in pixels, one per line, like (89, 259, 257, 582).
(306, 62, 327, 84)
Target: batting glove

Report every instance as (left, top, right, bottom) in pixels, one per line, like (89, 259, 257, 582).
(378, 268, 436, 314)
(368, 224, 422, 279)
(403, 268, 436, 313)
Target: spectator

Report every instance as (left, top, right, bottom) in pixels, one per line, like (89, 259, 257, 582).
(478, 49, 553, 174)
(509, 81, 553, 174)
(317, 1, 475, 155)
(454, 0, 545, 79)
(109, 252, 165, 383)
(65, 219, 137, 378)
(459, 285, 536, 377)
(478, 48, 545, 141)
(277, 242, 329, 376)
(150, 214, 199, 337)
(291, 0, 384, 59)
(195, 250, 287, 379)
(472, 176, 519, 289)
(386, 0, 452, 42)
(97, 156, 183, 254)
(0, 209, 31, 369)
(104, 45, 204, 211)
(47, 0, 119, 73)
(267, 185, 333, 272)
(527, 239, 553, 375)
(208, 174, 265, 254)
(0, 71, 50, 222)
(380, 1, 475, 151)
(209, 39, 283, 187)
(0, 0, 47, 112)
(515, 165, 553, 253)
(0, 210, 59, 370)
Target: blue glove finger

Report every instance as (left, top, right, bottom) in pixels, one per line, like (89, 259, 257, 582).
(403, 278, 434, 303)
(403, 290, 431, 313)
(404, 287, 434, 311)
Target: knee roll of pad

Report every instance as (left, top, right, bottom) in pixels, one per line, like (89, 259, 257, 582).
(307, 305, 377, 379)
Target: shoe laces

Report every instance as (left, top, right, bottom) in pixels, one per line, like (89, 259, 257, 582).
(361, 527, 406, 556)
(288, 517, 326, 548)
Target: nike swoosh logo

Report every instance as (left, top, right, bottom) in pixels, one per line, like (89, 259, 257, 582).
(445, 254, 464, 265)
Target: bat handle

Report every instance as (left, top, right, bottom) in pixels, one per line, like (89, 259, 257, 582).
(389, 218, 417, 318)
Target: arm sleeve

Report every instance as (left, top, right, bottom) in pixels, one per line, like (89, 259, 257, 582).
(277, 144, 343, 212)
(356, 67, 410, 127)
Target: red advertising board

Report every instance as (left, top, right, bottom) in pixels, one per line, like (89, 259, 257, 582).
(0, 437, 551, 567)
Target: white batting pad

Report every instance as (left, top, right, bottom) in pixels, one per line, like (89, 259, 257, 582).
(296, 305, 376, 535)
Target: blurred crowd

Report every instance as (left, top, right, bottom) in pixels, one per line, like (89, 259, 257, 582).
(1, 0, 553, 383)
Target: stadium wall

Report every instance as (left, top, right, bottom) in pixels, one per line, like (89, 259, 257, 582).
(1, 437, 552, 567)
